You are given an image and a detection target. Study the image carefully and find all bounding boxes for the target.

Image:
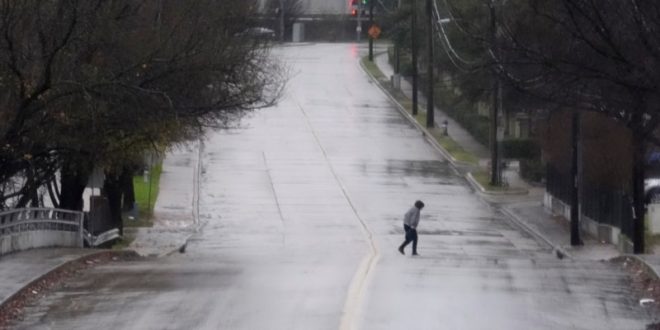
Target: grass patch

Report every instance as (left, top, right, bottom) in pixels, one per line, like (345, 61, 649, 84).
(411, 106, 478, 164)
(111, 236, 135, 250)
(433, 134, 479, 164)
(124, 164, 162, 228)
(362, 56, 387, 81)
(123, 214, 153, 228)
(471, 169, 508, 191)
(645, 217, 660, 253)
(361, 55, 479, 166)
(647, 235, 660, 254)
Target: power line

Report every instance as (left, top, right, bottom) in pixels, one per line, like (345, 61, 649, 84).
(432, 0, 547, 88)
(430, 0, 474, 72)
(376, 0, 395, 14)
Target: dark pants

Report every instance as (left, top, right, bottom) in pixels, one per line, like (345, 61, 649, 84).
(399, 224, 418, 254)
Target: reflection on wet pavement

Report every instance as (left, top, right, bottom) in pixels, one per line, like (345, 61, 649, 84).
(13, 43, 653, 330)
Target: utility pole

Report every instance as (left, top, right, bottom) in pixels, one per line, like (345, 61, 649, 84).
(368, 0, 374, 61)
(570, 110, 582, 246)
(394, 0, 402, 73)
(356, 2, 363, 42)
(426, 0, 434, 128)
(632, 115, 646, 253)
(411, 0, 418, 116)
(489, 0, 501, 186)
(279, 0, 285, 42)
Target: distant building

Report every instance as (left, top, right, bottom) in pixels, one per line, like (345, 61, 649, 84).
(257, 0, 349, 16)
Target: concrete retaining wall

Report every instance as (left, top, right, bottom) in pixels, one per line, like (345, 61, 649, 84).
(0, 231, 80, 256)
(544, 192, 632, 253)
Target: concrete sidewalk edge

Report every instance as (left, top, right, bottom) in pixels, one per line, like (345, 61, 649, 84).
(0, 137, 203, 316)
(624, 255, 660, 281)
(141, 138, 205, 258)
(359, 55, 528, 197)
(499, 206, 572, 260)
(465, 172, 529, 196)
(361, 52, 580, 262)
(167, 138, 205, 257)
(359, 56, 462, 170)
(0, 250, 130, 310)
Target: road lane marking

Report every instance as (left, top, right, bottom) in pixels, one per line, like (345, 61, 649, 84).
(293, 98, 379, 330)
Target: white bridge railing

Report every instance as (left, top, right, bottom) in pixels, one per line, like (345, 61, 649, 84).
(0, 207, 99, 255)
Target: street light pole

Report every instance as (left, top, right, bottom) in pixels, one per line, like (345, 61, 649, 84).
(411, 0, 418, 116)
(426, 0, 434, 128)
(368, 0, 374, 61)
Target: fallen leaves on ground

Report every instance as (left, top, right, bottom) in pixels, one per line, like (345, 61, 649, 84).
(0, 250, 140, 329)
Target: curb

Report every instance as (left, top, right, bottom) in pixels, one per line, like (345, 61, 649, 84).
(168, 138, 206, 256)
(499, 206, 572, 260)
(0, 250, 134, 311)
(360, 55, 529, 197)
(131, 139, 205, 258)
(359, 55, 464, 175)
(465, 172, 529, 196)
(622, 255, 660, 281)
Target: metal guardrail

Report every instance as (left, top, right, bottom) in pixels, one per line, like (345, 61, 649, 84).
(0, 207, 85, 249)
(0, 207, 121, 252)
(0, 208, 85, 255)
(83, 228, 120, 247)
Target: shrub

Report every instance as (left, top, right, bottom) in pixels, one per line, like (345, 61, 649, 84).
(502, 139, 541, 159)
(520, 158, 545, 182)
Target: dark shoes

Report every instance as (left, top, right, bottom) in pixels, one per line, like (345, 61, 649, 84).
(399, 246, 419, 256)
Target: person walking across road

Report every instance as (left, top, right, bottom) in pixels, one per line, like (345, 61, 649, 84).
(398, 200, 424, 256)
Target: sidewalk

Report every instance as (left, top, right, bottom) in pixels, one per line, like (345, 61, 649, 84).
(127, 141, 202, 257)
(0, 249, 99, 307)
(0, 143, 203, 313)
(370, 50, 622, 262)
(501, 198, 620, 261)
(374, 51, 490, 161)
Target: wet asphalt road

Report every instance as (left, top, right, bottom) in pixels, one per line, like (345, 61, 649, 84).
(14, 44, 654, 329)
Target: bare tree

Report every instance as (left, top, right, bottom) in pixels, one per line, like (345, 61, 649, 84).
(0, 0, 285, 233)
(438, 0, 660, 252)
(492, 0, 660, 252)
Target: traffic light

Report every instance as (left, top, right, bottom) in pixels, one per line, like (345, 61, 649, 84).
(349, 0, 366, 16)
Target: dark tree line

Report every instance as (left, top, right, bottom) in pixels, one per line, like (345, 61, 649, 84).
(386, 0, 660, 251)
(496, 0, 660, 252)
(0, 0, 284, 232)
(424, 0, 660, 252)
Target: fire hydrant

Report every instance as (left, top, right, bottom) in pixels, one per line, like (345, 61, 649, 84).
(442, 120, 449, 136)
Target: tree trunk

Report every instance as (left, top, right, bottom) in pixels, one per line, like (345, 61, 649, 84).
(120, 167, 135, 212)
(103, 171, 124, 236)
(59, 162, 89, 211)
(16, 165, 41, 208)
(632, 130, 646, 254)
(570, 110, 582, 245)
